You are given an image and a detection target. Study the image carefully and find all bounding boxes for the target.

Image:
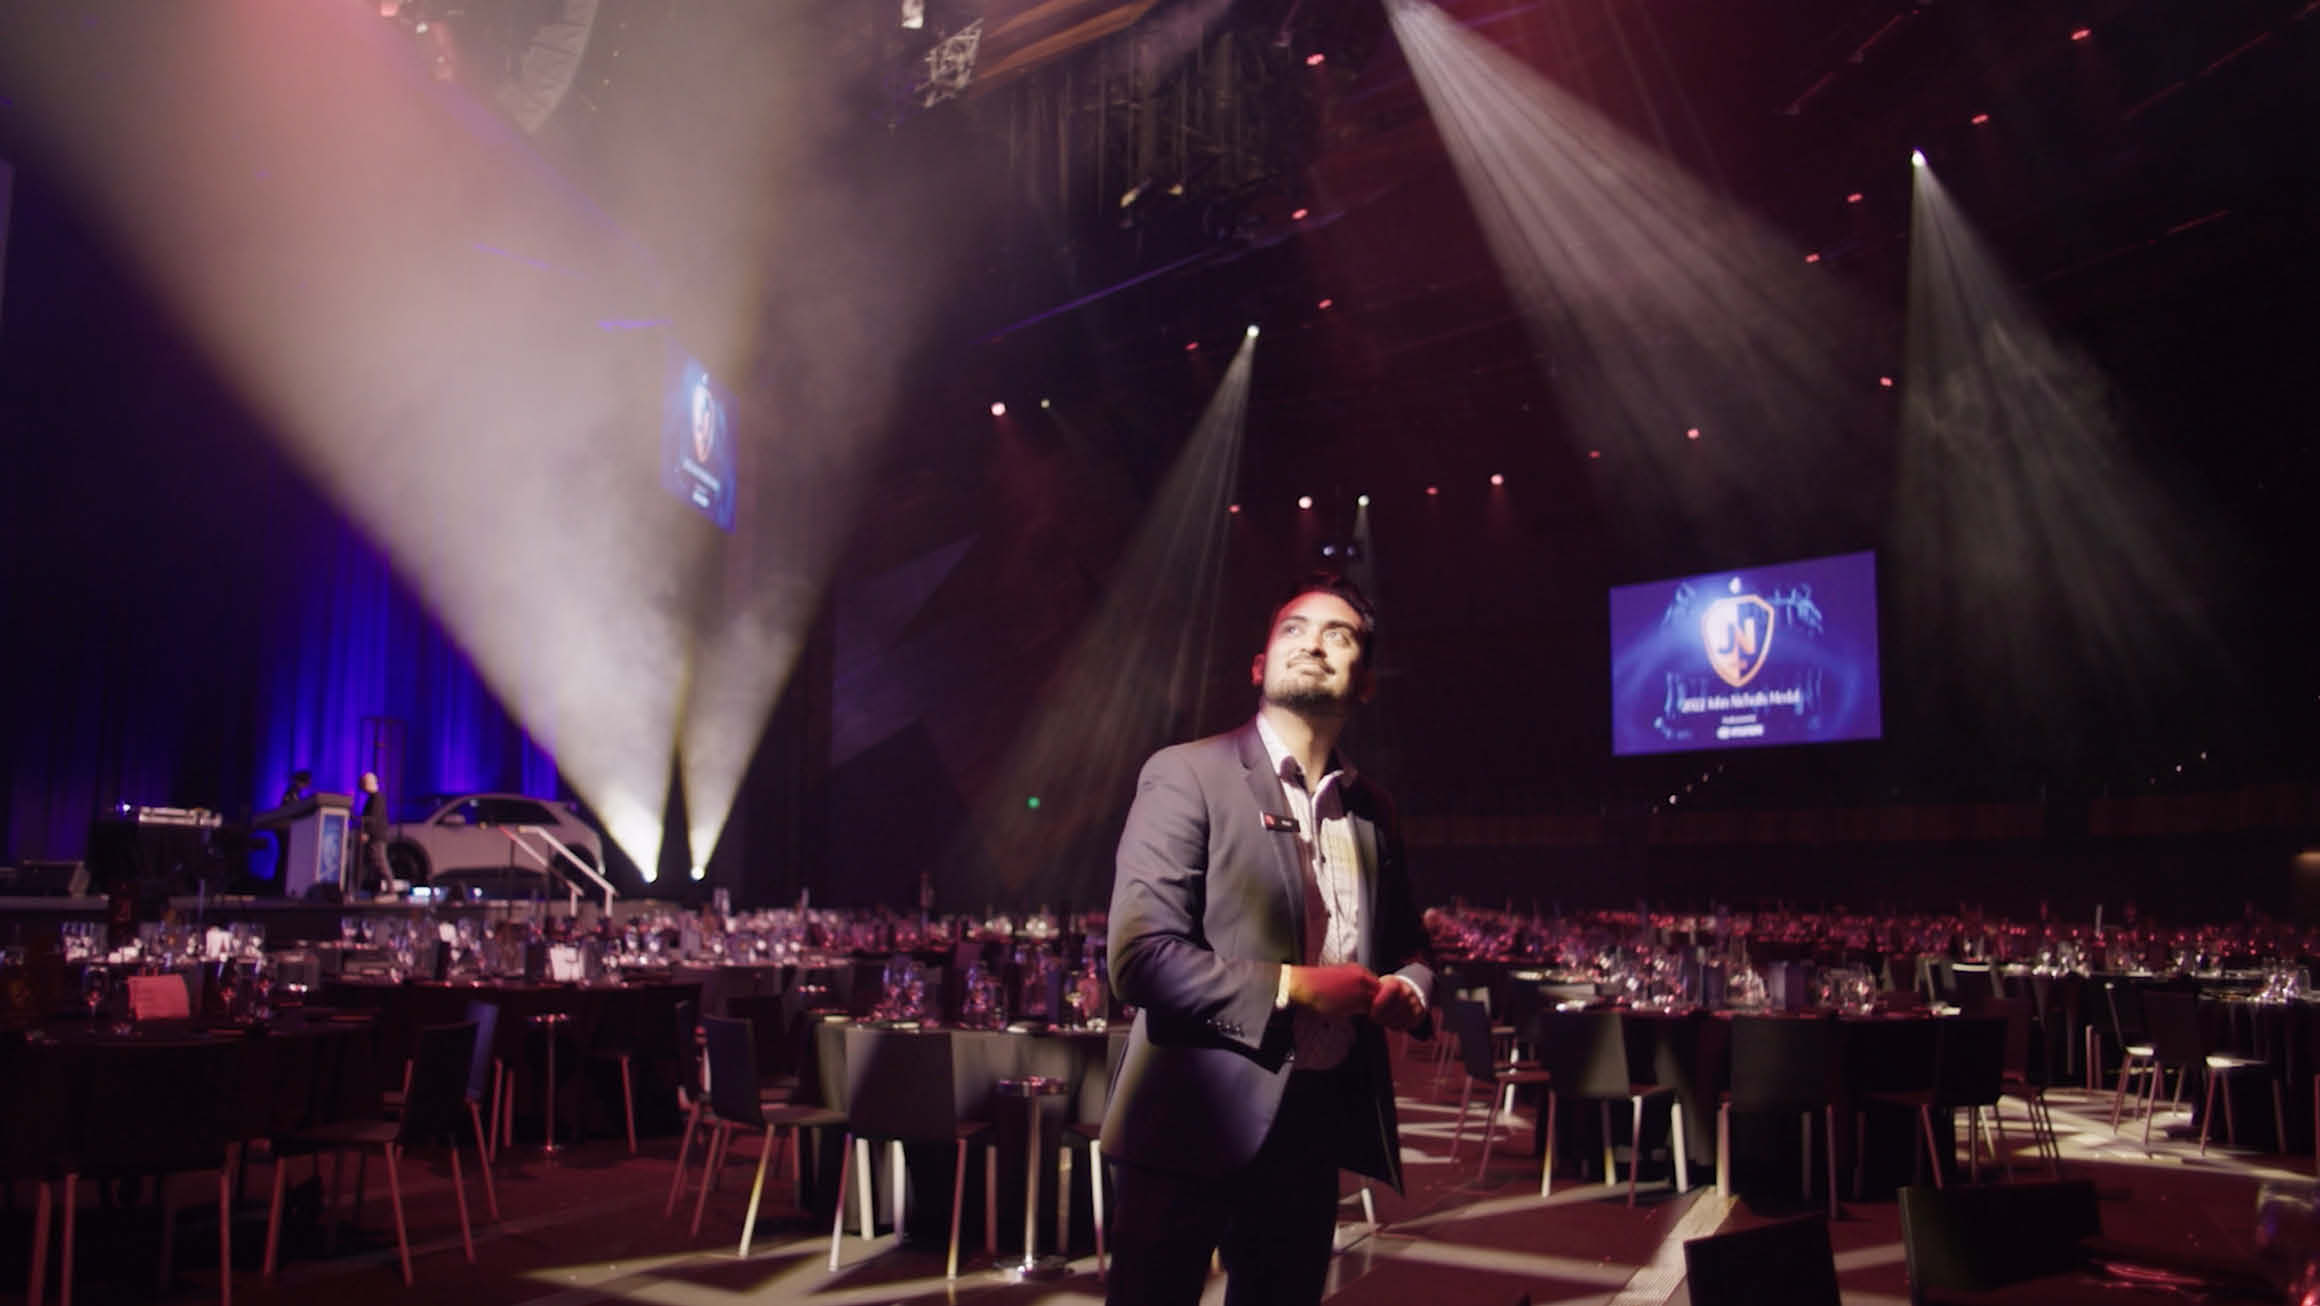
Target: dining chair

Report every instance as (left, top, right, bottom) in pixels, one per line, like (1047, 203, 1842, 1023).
(2099, 981, 2160, 1121)
(264, 1020, 484, 1286)
(828, 1026, 995, 1279)
(1717, 1015, 1841, 1220)
(1862, 1016, 2007, 1190)
(1058, 1031, 1130, 1278)
(1983, 995, 2062, 1176)
(459, 1000, 502, 1220)
(60, 1036, 242, 1306)
(686, 1014, 845, 1256)
(1897, 1180, 2099, 1306)
(666, 997, 706, 1217)
(1441, 999, 1552, 1181)
(1681, 1214, 1841, 1306)
(1531, 1008, 1685, 1204)
(2139, 990, 2277, 1155)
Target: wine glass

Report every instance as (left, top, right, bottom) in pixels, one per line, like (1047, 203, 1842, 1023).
(82, 967, 109, 1024)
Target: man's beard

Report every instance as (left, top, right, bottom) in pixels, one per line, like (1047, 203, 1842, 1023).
(1263, 678, 1352, 716)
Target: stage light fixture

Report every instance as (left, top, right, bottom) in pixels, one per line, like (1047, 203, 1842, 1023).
(1297, 495, 1314, 509)
(1970, 112, 1991, 126)
(990, 401, 1007, 417)
(1291, 208, 1309, 221)
(1911, 149, 1928, 168)
(1804, 252, 1822, 263)
(1039, 397, 1052, 409)
(1026, 795, 1040, 810)
(1245, 324, 1260, 339)
(689, 864, 706, 881)
(1880, 376, 1895, 388)
(1317, 298, 1333, 310)
(1356, 494, 1370, 507)
(1847, 192, 1864, 204)
(1228, 503, 1241, 514)
(1686, 427, 1701, 439)
(2070, 26, 2091, 40)
(1587, 449, 1601, 459)
(1425, 485, 1439, 496)
(1489, 473, 1504, 486)
(1185, 340, 1200, 352)
(1305, 52, 1325, 66)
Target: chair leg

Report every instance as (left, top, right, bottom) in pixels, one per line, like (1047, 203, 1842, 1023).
(1600, 1101, 1616, 1190)
(619, 1056, 638, 1155)
(28, 1180, 48, 1306)
(2200, 1070, 2219, 1153)
(739, 1126, 774, 1259)
(1988, 1104, 2012, 1180)
(690, 1123, 725, 1238)
(889, 1140, 905, 1240)
(470, 1101, 500, 1221)
(448, 1143, 475, 1264)
(1670, 1102, 1688, 1195)
(383, 1144, 413, 1287)
(826, 1133, 853, 1272)
(1800, 1110, 1813, 1199)
(1541, 1093, 1557, 1197)
(985, 1141, 996, 1258)
(60, 1174, 76, 1306)
(1716, 1103, 1731, 1198)
(220, 1144, 237, 1306)
(1919, 1107, 1944, 1190)
(1448, 1079, 1474, 1161)
(1823, 1106, 1838, 1222)
(945, 1137, 966, 1281)
(264, 1149, 288, 1277)
(157, 1172, 175, 1293)
(1854, 1113, 1867, 1201)
(1627, 1096, 1643, 1206)
(1476, 1085, 1501, 1182)
(1091, 1143, 1106, 1278)
(855, 1138, 874, 1240)
(2222, 1069, 2241, 1145)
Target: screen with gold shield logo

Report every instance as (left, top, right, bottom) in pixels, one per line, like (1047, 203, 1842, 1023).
(1608, 550, 1882, 756)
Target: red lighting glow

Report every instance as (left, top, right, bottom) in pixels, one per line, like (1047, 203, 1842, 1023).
(2070, 26, 2091, 41)
(1184, 341, 1199, 352)
(1291, 208, 1309, 221)
(1685, 427, 1701, 440)
(1228, 504, 1241, 515)
(1316, 298, 1334, 310)
(1587, 450, 1601, 460)
(1489, 473, 1505, 487)
(1846, 192, 1864, 204)
(1804, 252, 1822, 264)
(1970, 112, 1991, 125)
(1305, 52, 1325, 66)
(1425, 485, 1439, 496)
(1879, 376, 1895, 388)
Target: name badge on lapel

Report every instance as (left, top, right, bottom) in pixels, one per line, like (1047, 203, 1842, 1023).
(1262, 811, 1300, 834)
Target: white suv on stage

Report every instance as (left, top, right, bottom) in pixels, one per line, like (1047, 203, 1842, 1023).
(385, 793, 605, 891)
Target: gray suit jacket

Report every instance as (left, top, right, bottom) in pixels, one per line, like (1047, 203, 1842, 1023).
(1100, 720, 1434, 1189)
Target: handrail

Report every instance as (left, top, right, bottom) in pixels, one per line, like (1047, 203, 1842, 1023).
(495, 825, 618, 914)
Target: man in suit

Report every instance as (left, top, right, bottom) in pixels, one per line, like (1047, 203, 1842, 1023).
(1102, 574, 1433, 1306)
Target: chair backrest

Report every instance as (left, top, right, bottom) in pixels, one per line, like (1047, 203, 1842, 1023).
(701, 1014, 767, 1127)
(1930, 1016, 2006, 1109)
(399, 1020, 481, 1146)
(727, 994, 792, 1082)
(2137, 989, 2207, 1066)
(1982, 995, 2034, 1081)
(2105, 980, 2147, 1043)
(1727, 1015, 1837, 1112)
(843, 1026, 965, 1143)
(1898, 1181, 2098, 1303)
(1532, 1009, 1633, 1099)
(462, 1000, 501, 1105)
(1951, 964, 1999, 1008)
(1444, 998, 1500, 1084)
(1683, 1214, 1842, 1306)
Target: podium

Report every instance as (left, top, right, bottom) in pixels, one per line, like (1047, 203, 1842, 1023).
(255, 794, 353, 897)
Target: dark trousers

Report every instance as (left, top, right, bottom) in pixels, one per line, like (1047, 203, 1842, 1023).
(1105, 1069, 1348, 1306)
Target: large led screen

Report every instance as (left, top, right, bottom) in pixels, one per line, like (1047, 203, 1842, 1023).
(1609, 550, 1882, 756)
(661, 356, 736, 531)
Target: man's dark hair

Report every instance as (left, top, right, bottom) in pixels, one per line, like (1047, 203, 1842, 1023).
(1268, 572, 1378, 658)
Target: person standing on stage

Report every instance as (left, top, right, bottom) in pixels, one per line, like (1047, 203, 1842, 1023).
(357, 771, 391, 894)
(1100, 574, 1434, 1306)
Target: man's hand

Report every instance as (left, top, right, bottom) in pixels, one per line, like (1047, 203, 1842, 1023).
(1285, 963, 1380, 1017)
(1368, 976, 1425, 1030)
